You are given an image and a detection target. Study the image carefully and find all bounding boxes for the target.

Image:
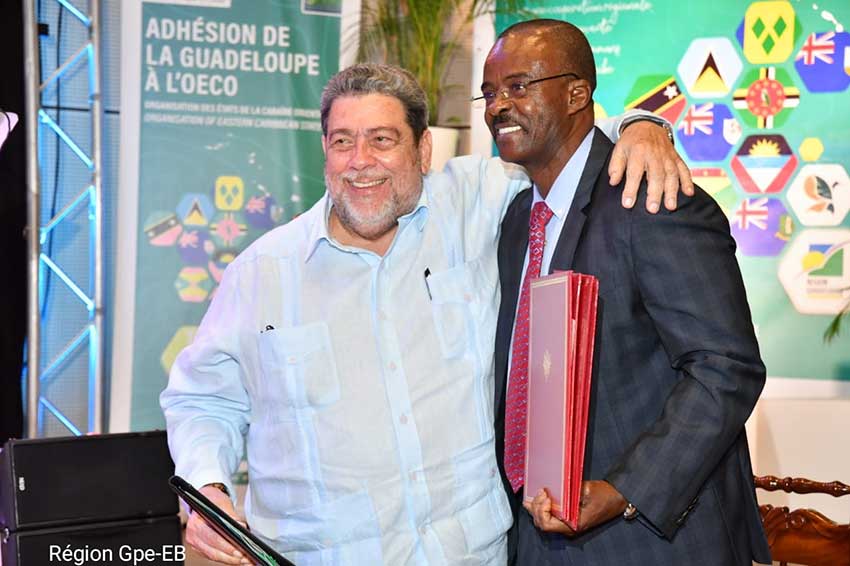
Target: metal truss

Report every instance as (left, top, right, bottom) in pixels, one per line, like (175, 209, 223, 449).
(23, 0, 103, 437)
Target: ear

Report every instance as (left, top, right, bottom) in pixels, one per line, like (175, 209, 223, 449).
(566, 80, 592, 115)
(418, 129, 433, 175)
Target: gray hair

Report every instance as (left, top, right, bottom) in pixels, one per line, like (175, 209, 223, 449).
(320, 63, 429, 144)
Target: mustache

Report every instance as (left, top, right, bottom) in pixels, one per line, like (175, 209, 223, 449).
(491, 112, 524, 129)
(337, 170, 386, 183)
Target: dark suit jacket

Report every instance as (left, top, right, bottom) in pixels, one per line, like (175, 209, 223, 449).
(494, 129, 771, 566)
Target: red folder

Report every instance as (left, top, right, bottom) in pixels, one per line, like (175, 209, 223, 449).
(524, 270, 599, 530)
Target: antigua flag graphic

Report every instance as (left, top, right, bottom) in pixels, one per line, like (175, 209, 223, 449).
(624, 75, 687, 124)
(676, 103, 741, 162)
(731, 134, 798, 194)
(795, 31, 850, 92)
(730, 197, 793, 256)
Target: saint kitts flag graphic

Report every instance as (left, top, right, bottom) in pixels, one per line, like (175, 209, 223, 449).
(623, 75, 687, 124)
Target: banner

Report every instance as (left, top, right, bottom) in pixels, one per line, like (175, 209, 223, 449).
(495, 1, 850, 394)
(113, 0, 343, 431)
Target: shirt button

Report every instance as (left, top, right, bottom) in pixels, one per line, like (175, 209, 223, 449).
(388, 361, 397, 371)
(400, 414, 408, 425)
(463, 293, 472, 302)
(378, 310, 387, 321)
(286, 356, 297, 364)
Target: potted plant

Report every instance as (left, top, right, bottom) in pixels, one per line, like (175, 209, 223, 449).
(356, 0, 527, 169)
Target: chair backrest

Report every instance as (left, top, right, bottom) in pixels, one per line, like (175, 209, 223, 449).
(755, 474, 850, 566)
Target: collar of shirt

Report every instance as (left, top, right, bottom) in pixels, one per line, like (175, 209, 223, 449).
(303, 186, 431, 263)
(530, 128, 595, 275)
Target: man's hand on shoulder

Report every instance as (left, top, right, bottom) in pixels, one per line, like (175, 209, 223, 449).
(523, 480, 627, 537)
(609, 121, 694, 213)
(185, 484, 251, 565)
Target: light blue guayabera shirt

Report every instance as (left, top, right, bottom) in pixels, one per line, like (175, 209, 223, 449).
(161, 118, 629, 566)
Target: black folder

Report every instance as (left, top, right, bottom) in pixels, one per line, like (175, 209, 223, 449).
(169, 475, 294, 566)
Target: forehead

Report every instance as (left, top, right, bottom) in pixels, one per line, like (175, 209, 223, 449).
(484, 30, 559, 79)
(326, 93, 410, 133)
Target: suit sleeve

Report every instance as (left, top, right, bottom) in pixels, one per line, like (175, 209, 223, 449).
(604, 188, 765, 538)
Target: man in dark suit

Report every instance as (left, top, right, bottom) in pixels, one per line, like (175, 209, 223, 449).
(488, 19, 771, 565)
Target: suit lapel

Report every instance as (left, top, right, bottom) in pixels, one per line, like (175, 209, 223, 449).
(549, 128, 612, 272)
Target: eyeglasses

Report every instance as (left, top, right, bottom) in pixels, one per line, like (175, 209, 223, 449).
(471, 72, 580, 105)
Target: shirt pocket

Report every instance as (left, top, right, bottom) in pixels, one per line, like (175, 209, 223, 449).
(428, 263, 473, 360)
(452, 442, 512, 554)
(257, 321, 340, 416)
(428, 256, 499, 361)
(250, 489, 384, 565)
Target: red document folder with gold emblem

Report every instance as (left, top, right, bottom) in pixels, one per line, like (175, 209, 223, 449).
(524, 270, 599, 530)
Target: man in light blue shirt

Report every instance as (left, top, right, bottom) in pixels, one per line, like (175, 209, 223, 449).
(161, 63, 691, 565)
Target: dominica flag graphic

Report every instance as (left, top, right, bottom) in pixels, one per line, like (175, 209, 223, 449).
(624, 75, 687, 124)
(732, 67, 800, 129)
(795, 31, 850, 93)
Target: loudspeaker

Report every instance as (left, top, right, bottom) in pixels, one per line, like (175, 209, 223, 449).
(1, 515, 183, 566)
(0, 431, 178, 531)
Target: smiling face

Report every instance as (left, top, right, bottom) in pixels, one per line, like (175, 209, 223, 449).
(322, 93, 432, 246)
(481, 26, 592, 187)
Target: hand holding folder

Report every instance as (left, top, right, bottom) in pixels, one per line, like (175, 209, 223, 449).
(523, 270, 599, 531)
(169, 476, 295, 566)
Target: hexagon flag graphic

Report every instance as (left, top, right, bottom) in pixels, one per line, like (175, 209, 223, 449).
(787, 164, 850, 227)
(676, 103, 741, 162)
(175, 266, 213, 302)
(177, 228, 214, 265)
(176, 193, 215, 227)
(245, 193, 284, 230)
(731, 134, 797, 194)
(732, 67, 800, 129)
(144, 211, 182, 247)
(692, 167, 738, 215)
(778, 228, 850, 314)
(624, 75, 687, 124)
(210, 211, 247, 248)
(741, 1, 796, 64)
(730, 197, 793, 256)
(214, 175, 245, 211)
(160, 325, 198, 375)
(794, 31, 850, 93)
(677, 37, 743, 99)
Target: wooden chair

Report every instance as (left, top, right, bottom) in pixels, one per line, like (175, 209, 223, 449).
(754, 474, 850, 566)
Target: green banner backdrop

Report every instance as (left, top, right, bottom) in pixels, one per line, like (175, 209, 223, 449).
(114, 0, 340, 431)
(496, 1, 850, 386)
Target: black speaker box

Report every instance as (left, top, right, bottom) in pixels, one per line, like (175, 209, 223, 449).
(0, 431, 178, 531)
(1, 515, 183, 566)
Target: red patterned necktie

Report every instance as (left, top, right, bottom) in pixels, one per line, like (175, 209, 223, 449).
(504, 201, 554, 493)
